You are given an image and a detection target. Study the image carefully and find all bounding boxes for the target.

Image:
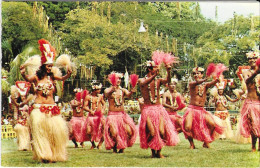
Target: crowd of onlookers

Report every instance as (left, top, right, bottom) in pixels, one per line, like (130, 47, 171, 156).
(1, 115, 15, 126)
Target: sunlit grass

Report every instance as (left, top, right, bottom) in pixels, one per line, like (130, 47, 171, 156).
(1, 134, 259, 167)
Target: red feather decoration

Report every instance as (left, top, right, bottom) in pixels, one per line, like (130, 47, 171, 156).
(130, 74, 139, 88)
(38, 39, 56, 64)
(256, 58, 260, 67)
(163, 53, 178, 65)
(152, 50, 164, 65)
(206, 63, 216, 77)
(82, 90, 89, 100)
(215, 63, 228, 78)
(76, 92, 82, 101)
(108, 73, 119, 86)
(176, 96, 186, 110)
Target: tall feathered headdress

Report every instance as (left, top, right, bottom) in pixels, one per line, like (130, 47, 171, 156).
(38, 39, 56, 64)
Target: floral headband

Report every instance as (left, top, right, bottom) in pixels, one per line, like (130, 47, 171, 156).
(145, 60, 156, 67)
(192, 67, 204, 73)
(246, 51, 259, 59)
(110, 71, 124, 78)
(73, 88, 83, 93)
(92, 83, 102, 90)
(170, 78, 178, 84)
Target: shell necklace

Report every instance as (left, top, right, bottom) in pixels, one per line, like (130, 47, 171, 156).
(146, 75, 157, 104)
(113, 88, 123, 107)
(198, 83, 205, 97)
(90, 95, 99, 111)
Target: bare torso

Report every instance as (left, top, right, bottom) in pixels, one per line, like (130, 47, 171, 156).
(70, 99, 84, 117)
(139, 77, 161, 105)
(189, 82, 207, 107)
(105, 87, 127, 112)
(243, 69, 260, 101)
(34, 76, 55, 104)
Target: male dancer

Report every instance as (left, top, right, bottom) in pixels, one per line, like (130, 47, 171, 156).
(138, 61, 179, 158)
(240, 51, 260, 151)
(83, 83, 106, 149)
(69, 88, 87, 148)
(162, 78, 185, 133)
(104, 72, 137, 153)
(182, 67, 224, 149)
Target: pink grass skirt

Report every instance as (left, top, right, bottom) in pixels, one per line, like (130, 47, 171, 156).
(86, 111, 105, 142)
(182, 105, 224, 143)
(104, 111, 137, 150)
(139, 104, 180, 150)
(69, 116, 88, 142)
(240, 99, 260, 138)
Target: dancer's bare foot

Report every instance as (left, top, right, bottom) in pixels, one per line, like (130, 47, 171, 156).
(157, 152, 165, 158)
(190, 145, 196, 149)
(203, 142, 210, 148)
(118, 149, 124, 153)
(42, 159, 50, 163)
(80, 142, 85, 148)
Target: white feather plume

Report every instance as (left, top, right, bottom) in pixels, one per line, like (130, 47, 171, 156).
(23, 55, 41, 75)
(210, 86, 218, 97)
(55, 54, 71, 71)
(11, 85, 18, 98)
(51, 66, 62, 77)
(232, 89, 242, 99)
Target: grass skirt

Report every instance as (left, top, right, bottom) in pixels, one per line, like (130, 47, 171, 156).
(139, 104, 180, 150)
(69, 116, 88, 142)
(214, 111, 233, 139)
(104, 111, 137, 150)
(86, 111, 105, 142)
(29, 106, 68, 162)
(14, 123, 31, 151)
(233, 115, 251, 143)
(240, 99, 260, 138)
(182, 105, 224, 143)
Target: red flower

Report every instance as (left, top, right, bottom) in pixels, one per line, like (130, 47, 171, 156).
(40, 106, 46, 113)
(51, 106, 60, 115)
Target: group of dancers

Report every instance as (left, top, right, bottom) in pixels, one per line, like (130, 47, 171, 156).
(10, 38, 259, 163)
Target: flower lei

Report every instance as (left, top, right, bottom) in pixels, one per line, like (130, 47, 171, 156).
(198, 83, 205, 97)
(146, 75, 157, 104)
(112, 87, 123, 107)
(90, 95, 99, 111)
(39, 105, 60, 116)
(216, 95, 228, 108)
(169, 92, 178, 108)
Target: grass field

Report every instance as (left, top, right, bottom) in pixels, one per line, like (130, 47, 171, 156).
(1, 134, 259, 167)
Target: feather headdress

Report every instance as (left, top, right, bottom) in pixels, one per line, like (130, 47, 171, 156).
(38, 39, 56, 64)
(22, 55, 41, 76)
(129, 74, 139, 88)
(163, 53, 179, 65)
(108, 72, 123, 86)
(152, 50, 164, 65)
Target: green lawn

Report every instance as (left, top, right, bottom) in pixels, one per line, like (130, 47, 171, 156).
(1, 134, 259, 167)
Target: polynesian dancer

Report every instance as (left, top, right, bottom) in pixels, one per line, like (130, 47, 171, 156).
(138, 58, 180, 158)
(69, 88, 88, 148)
(182, 66, 224, 149)
(162, 77, 186, 133)
(239, 51, 260, 152)
(12, 81, 34, 151)
(13, 105, 31, 151)
(83, 83, 106, 149)
(104, 72, 137, 153)
(20, 39, 74, 163)
(210, 77, 240, 140)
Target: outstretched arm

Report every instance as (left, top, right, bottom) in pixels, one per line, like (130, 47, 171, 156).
(160, 64, 172, 85)
(20, 65, 37, 82)
(139, 71, 159, 87)
(54, 68, 72, 81)
(244, 67, 260, 84)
